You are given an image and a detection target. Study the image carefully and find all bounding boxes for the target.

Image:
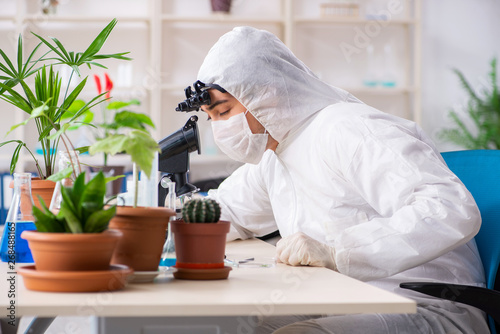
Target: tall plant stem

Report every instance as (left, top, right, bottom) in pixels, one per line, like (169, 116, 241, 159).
(63, 68, 75, 104)
(58, 134, 81, 179)
(101, 103, 109, 167)
(34, 118, 50, 179)
(50, 136, 61, 177)
(23, 144, 44, 178)
(43, 115, 82, 179)
(133, 163, 138, 208)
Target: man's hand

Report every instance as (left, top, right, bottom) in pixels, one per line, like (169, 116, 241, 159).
(276, 232, 337, 270)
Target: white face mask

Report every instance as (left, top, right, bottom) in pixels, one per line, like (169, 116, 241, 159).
(211, 111, 269, 164)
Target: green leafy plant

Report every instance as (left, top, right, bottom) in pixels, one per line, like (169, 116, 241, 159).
(28, 95, 123, 233)
(88, 127, 160, 208)
(439, 58, 500, 149)
(102, 99, 154, 133)
(0, 18, 130, 179)
(80, 72, 155, 166)
(32, 171, 116, 233)
(182, 198, 221, 223)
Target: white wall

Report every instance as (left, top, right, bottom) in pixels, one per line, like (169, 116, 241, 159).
(421, 0, 500, 151)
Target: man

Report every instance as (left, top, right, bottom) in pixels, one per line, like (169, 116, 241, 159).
(193, 26, 488, 333)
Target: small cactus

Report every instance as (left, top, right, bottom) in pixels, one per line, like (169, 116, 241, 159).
(182, 198, 221, 223)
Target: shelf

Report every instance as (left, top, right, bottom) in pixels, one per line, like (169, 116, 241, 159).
(161, 14, 283, 25)
(28, 154, 133, 170)
(190, 154, 234, 164)
(24, 15, 151, 23)
(161, 84, 186, 91)
(294, 17, 417, 25)
(1, 0, 421, 175)
(6, 153, 233, 169)
(162, 84, 414, 95)
(78, 154, 132, 167)
(0, 16, 15, 22)
(343, 86, 416, 95)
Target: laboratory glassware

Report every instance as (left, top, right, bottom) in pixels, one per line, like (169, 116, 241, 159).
(0, 173, 37, 263)
(160, 180, 177, 267)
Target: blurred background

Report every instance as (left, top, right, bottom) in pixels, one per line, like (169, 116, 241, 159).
(0, 0, 499, 183)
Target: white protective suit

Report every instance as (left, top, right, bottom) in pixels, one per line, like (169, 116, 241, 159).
(199, 27, 489, 333)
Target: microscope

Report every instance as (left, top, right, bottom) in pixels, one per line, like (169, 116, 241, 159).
(157, 80, 225, 207)
(157, 115, 200, 207)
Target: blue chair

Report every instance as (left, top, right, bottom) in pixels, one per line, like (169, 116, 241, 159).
(400, 150, 500, 334)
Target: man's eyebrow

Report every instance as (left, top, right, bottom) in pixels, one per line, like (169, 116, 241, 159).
(207, 99, 228, 111)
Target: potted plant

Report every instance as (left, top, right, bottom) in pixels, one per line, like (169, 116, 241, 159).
(16, 98, 133, 292)
(171, 198, 231, 280)
(439, 57, 500, 149)
(89, 123, 175, 274)
(0, 18, 130, 208)
(22, 171, 120, 271)
(210, 0, 232, 13)
(18, 170, 133, 292)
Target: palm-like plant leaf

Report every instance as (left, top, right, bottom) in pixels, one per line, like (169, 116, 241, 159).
(68, 91, 108, 123)
(0, 19, 130, 179)
(32, 18, 131, 76)
(31, 33, 68, 63)
(0, 49, 17, 77)
(0, 81, 32, 113)
(93, 52, 131, 61)
(56, 77, 87, 120)
(79, 19, 118, 60)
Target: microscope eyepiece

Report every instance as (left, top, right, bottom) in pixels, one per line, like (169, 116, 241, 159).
(176, 80, 227, 112)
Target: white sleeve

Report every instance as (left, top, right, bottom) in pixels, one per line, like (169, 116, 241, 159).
(331, 124, 481, 281)
(208, 163, 278, 241)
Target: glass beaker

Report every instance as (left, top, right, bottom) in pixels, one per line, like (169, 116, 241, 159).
(0, 173, 36, 263)
(160, 180, 177, 268)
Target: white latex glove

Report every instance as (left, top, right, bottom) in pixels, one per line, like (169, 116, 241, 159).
(276, 232, 337, 270)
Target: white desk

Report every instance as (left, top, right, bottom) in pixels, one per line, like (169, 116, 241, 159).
(1, 238, 415, 319)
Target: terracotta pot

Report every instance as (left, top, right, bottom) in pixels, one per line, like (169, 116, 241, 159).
(10, 177, 55, 212)
(210, 0, 232, 13)
(31, 178, 56, 209)
(109, 206, 175, 271)
(19, 264, 132, 292)
(171, 220, 230, 269)
(21, 229, 122, 271)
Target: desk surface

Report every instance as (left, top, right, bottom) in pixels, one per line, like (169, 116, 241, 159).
(1, 238, 416, 317)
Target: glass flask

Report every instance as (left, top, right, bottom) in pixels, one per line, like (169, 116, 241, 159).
(160, 180, 177, 268)
(0, 173, 36, 263)
(381, 43, 397, 88)
(49, 150, 81, 211)
(363, 44, 379, 87)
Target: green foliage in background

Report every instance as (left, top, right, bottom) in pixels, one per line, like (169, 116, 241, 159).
(439, 58, 500, 149)
(89, 128, 160, 208)
(83, 98, 155, 166)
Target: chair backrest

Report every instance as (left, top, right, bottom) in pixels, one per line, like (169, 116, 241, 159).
(441, 150, 500, 291)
